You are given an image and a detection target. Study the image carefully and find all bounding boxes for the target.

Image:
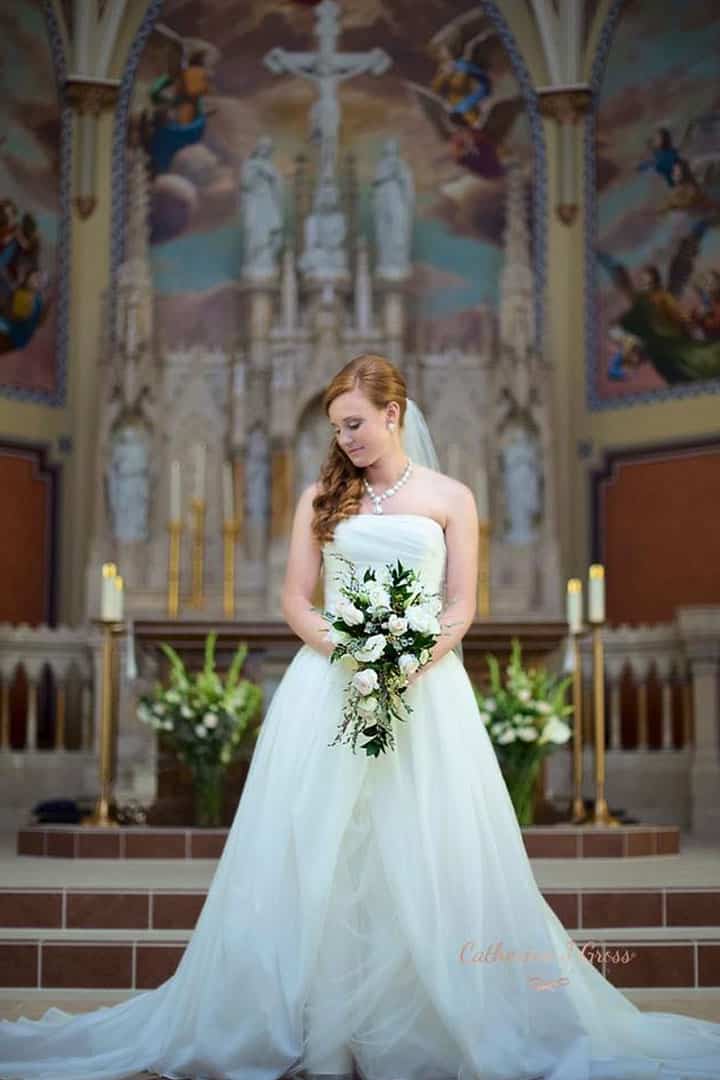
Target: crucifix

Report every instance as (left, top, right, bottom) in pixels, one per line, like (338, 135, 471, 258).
(264, 0, 391, 202)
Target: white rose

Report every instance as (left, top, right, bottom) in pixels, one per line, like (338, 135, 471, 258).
(365, 582, 391, 610)
(352, 668, 379, 696)
(490, 721, 506, 734)
(329, 625, 351, 646)
(180, 705, 193, 718)
(354, 634, 387, 663)
(517, 688, 532, 703)
(398, 653, 419, 676)
(203, 712, 219, 729)
(539, 716, 571, 745)
(153, 703, 166, 716)
(484, 697, 497, 711)
(338, 652, 359, 673)
(387, 614, 408, 636)
(357, 695, 378, 714)
(165, 690, 181, 704)
(337, 599, 365, 626)
(477, 711, 491, 724)
(497, 728, 517, 744)
(194, 724, 207, 738)
(419, 648, 431, 665)
(405, 605, 441, 635)
(536, 701, 552, 714)
(163, 719, 174, 731)
(517, 726, 538, 741)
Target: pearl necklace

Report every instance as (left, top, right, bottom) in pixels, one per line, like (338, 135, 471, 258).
(362, 457, 413, 514)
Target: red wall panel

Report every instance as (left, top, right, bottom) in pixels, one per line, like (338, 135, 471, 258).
(0, 444, 58, 626)
(593, 441, 720, 625)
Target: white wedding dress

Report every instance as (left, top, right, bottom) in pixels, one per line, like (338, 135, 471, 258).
(2, 513, 720, 1080)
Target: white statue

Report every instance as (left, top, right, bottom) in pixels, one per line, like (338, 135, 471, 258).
(501, 427, 541, 545)
(107, 422, 151, 543)
(373, 137, 414, 279)
(299, 177, 347, 278)
(240, 135, 284, 278)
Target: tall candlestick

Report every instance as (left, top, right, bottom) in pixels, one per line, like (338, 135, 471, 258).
(193, 443, 206, 503)
(223, 461, 234, 522)
(566, 578, 583, 633)
(588, 564, 605, 623)
(101, 563, 117, 620)
(170, 460, 181, 522)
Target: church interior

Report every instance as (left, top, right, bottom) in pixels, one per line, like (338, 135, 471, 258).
(2, 0, 720, 1054)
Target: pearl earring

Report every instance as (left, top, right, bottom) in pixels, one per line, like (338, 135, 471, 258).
(388, 421, 395, 431)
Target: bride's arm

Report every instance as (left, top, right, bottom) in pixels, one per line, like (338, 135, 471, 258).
(409, 483, 478, 683)
(281, 482, 334, 658)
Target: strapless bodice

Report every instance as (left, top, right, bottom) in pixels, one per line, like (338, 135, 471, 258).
(321, 513, 447, 611)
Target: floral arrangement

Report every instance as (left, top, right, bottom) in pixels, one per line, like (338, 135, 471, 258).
(137, 632, 263, 825)
(473, 637, 573, 824)
(318, 553, 456, 757)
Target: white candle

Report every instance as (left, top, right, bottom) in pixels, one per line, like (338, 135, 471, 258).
(223, 461, 234, 522)
(193, 443, 206, 503)
(588, 564, 605, 623)
(566, 578, 582, 633)
(113, 575, 124, 621)
(170, 460, 181, 522)
(101, 563, 117, 620)
(475, 466, 488, 521)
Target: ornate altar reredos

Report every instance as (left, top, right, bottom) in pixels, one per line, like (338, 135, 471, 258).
(88, 0, 561, 625)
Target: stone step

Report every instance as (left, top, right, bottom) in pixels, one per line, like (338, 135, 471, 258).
(16, 822, 681, 859)
(2, 884, 719, 931)
(1, 925, 718, 991)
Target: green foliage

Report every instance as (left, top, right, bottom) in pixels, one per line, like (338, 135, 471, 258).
(473, 636, 574, 771)
(138, 633, 263, 771)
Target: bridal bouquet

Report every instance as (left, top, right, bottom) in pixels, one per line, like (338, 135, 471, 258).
(318, 553, 445, 757)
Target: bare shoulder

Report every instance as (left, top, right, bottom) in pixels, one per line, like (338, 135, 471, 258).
(300, 480, 321, 506)
(413, 464, 476, 527)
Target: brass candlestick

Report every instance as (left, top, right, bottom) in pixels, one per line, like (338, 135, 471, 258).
(82, 619, 124, 828)
(223, 518, 240, 618)
(570, 629, 587, 823)
(167, 520, 183, 617)
(190, 497, 206, 609)
(591, 619, 620, 826)
(477, 519, 490, 616)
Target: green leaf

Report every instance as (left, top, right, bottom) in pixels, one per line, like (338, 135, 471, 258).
(204, 632, 217, 678)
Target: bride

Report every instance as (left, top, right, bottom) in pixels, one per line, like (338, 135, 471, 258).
(2, 352, 720, 1080)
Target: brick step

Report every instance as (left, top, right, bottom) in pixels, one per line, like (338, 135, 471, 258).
(2, 885, 719, 932)
(1, 926, 719, 991)
(17, 823, 681, 860)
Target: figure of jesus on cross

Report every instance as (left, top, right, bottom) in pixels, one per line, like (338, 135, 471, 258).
(264, 0, 391, 197)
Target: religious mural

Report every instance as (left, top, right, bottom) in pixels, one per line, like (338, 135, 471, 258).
(0, 2, 63, 401)
(124, 0, 537, 352)
(593, 0, 720, 406)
